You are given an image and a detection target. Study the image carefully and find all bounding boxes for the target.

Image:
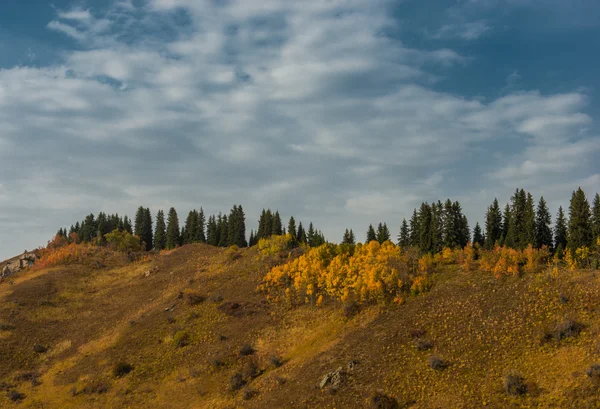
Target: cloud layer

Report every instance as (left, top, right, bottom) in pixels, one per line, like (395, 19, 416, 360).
(0, 0, 598, 259)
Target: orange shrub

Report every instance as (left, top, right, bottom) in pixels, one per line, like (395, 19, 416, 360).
(261, 241, 427, 306)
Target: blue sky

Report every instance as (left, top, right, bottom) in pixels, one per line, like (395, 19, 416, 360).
(0, 0, 599, 259)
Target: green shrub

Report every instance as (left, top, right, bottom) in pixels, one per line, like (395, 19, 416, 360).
(112, 362, 133, 378)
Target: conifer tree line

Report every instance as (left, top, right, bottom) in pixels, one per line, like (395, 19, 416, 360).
(390, 199, 470, 253)
(247, 209, 326, 247)
(482, 188, 599, 254)
(54, 188, 599, 255)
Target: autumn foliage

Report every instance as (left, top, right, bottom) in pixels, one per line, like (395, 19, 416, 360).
(260, 241, 433, 306)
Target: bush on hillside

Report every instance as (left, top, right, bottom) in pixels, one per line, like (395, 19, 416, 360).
(504, 373, 527, 396)
(112, 362, 133, 378)
(370, 392, 399, 409)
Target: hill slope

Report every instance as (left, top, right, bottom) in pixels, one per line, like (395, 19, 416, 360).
(1, 244, 599, 408)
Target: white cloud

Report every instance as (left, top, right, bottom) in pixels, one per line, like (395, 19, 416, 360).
(433, 21, 491, 40)
(0, 0, 598, 258)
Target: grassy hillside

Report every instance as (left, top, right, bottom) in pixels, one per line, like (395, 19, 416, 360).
(1, 244, 599, 408)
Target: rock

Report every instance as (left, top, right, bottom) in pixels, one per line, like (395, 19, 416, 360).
(320, 366, 347, 390)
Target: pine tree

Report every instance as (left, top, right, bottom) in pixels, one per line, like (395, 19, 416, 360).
(419, 202, 433, 252)
(535, 197, 553, 249)
(206, 215, 217, 246)
(288, 216, 297, 246)
(431, 202, 443, 252)
(227, 205, 247, 247)
(123, 216, 132, 234)
(272, 211, 283, 236)
(218, 214, 229, 247)
(349, 229, 355, 245)
(473, 222, 484, 247)
(501, 203, 511, 246)
(297, 222, 307, 244)
(376, 222, 391, 244)
(134, 206, 145, 242)
(524, 192, 536, 246)
(342, 229, 351, 244)
(592, 193, 600, 240)
(443, 199, 456, 248)
(366, 224, 377, 243)
(166, 207, 180, 250)
(460, 215, 470, 248)
(257, 209, 267, 240)
(195, 208, 206, 242)
(554, 206, 568, 252)
(307, 222, 315, 246)
(154, 210, 167, 250)
(398, 218, 410, 247)
(568, 187, 592, 251)
(485, 198, 502, 249)
(249, 230, 255, 247)
(264, 210, 273, 239)
(409, 209, 420, 246)
(184, 210, 197, 244)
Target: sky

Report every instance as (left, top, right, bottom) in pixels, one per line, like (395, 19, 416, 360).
(0, 0, 599, 260)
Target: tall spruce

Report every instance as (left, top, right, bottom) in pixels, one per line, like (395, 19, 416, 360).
(485, 198, 502, 249)
(227, 205, 247, 247)
(524, 192, 536, 246)
(473, 222, 484, 247)
(154, 210, 167, 250)
(535, 197, 553, 249)
(418, 202, 433, 252)
(430, 202, 443, 252)
(207, 215, 218, 246)
(376, 222, 391, 244)
(554, 206, 568, 252)
(409, 209, 420, 246)
(218, 214, 229, 247)
(307, 222, 315, 246)
(194, 208, 206, 242)
(592, 193, 600, 240)
(297, 222, 307, 244)
(166, 207, 180, 250)
(366, 224, 377, 243)
(398, 218, 410, 247)
(288, 216, 297, 245)
(501, 203, 511, 246)
(272, 211, 283, 236)
(567, 187, 592, 251)
(183, 210, 197, 244)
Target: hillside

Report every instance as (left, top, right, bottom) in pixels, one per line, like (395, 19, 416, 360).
(1, 244, 600, 408)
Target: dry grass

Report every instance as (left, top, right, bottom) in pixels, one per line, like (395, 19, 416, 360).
(1, 243, 600, 408)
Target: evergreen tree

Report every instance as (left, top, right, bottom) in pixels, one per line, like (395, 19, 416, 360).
(524, 192, 536, 246)
(207, 215, 218, 246)
(297, 222, 307, 244)
(272, 211, 283, 236)
(459, 215, 470, 248)
(409, 209, 420, 246)
(366, 224, 377, 243)
(443, 199, 456, 248)
(568, 187, 592, 251)
(134, 206, 145, 241)
(166, 207, 180, 250)
(257, 209, 267, 240)
(288, 216, 297, 245)
(484, 198, 502, 249)
(430, 202, 443, 252)
(342, 229, 351, 245)
(184, 210, 197, 244)
(501, 203, 511, 246)
(349, 229, 355, 245)
(264, 210, 273, 239)
(195, 208, 206, 243)
(218, 214, 229, 247)
(592, 193, 600, 240)
(80, 214, 96, 242)
(154, 210, 167, 250)
(398, 218, 410, 247)
(535, 197, 553, 249)
(227, 205, 247, 247)
(248, 230, 256, 247)
(419, 202, 433, 252)
(473, 222, 484, 247)
(123, 216, 132, 234)
(376, 222, 391, 244)
(554, 206, 568, 252)
(307, 222, 315, 246)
